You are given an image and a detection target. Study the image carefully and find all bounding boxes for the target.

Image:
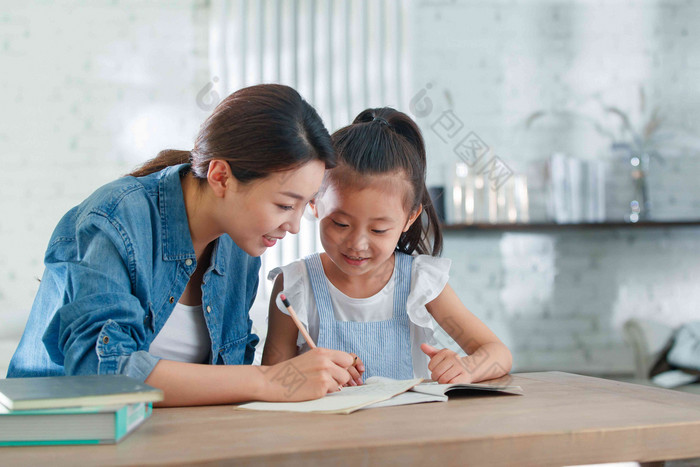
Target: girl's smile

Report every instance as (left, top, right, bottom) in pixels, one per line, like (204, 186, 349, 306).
(312, 174, 421, 293)
(341, 253, 370, 266)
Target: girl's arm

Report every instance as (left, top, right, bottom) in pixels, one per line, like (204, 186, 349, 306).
(146, 347, 354, 407)
(262, 274, 302, 366)
(423, 283, 513, 384)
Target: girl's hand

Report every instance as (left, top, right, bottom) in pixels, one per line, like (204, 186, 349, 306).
(344, 353, 365, 386)
(264, 347, 354, 401)
(420, 343, 474, 384)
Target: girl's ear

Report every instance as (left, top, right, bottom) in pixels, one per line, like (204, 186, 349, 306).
(207, 159, 234, 198)
(403, 205, 423, 232)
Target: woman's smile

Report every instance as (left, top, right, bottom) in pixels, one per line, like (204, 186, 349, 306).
(262, 235, 279, 247)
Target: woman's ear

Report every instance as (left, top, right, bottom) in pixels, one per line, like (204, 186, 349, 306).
(309, 198, 320, 218)
(403, 205, 423, 232)
(207, 159, 234, 198)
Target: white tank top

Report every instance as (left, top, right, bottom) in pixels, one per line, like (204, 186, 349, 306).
(149, 302, 211, 363)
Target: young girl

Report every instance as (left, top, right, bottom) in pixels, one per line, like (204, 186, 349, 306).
(263, 108, 512, 385)
(8, 84, 358, 405)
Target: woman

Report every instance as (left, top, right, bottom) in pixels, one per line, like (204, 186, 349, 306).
(8, 84, 355, 406)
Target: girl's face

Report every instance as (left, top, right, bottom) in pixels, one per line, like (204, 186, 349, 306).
(220, 160, 326, 257)
(312, 175, 421, 280)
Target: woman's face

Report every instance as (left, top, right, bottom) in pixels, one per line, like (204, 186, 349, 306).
(221, 160, 326, 257)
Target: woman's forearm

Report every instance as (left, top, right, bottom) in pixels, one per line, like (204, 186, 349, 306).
(146, 359, 272, 407)
(146, 347, 356, 407)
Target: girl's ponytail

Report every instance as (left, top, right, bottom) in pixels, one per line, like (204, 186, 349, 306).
(397, 186, 443, 256)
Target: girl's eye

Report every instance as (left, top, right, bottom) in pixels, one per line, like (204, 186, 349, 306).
(332, 220, 348, 228)
(277, 205, 294, 212)
(372, 229, 388, 234)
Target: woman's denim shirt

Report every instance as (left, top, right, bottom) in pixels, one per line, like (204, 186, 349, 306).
(7, 164, 260, 381)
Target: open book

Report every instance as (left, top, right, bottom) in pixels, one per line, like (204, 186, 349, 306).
(236, 377, 523, 415)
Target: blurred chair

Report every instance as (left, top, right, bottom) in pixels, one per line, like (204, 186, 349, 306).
(623, 318, 700, 394)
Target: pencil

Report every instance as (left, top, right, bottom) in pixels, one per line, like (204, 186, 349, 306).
(280, 294, 360, 391)
(279, 293, 317, 349)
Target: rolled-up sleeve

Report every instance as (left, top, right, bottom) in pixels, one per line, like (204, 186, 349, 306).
(43, 211, 160, 381)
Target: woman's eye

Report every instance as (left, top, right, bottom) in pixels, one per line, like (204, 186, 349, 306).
(277, 205, 294, 211)
(332, 220, 348, 228)
(372, 229, 388, 234)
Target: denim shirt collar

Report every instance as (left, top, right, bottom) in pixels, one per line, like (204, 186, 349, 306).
(210, 236, 229, 276)
(159, 163, 228, 275)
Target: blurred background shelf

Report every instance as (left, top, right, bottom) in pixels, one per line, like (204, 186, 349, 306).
(442, 220, 700, 232)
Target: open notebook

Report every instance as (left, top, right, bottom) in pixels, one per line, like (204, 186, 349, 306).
(236, 377, 523, 415)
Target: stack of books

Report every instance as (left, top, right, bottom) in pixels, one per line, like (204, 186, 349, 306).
(0, 375, 163, 446)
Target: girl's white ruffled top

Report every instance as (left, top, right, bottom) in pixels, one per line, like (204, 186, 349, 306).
(268, 254, 452, 379)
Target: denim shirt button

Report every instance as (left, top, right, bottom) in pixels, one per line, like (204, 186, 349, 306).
(169, 296, 174, 304)
(206, 306, 211, 313)
(185, 259, 193, 266)
(102, 336, 109, 344)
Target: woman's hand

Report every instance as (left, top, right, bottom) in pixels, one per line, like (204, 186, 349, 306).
(344, 353, 365, 386)
(262, 347, 354, 401)
(420, 343, 474, 384)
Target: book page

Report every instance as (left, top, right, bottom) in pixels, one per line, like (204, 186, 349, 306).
(236, 378, 423, 414)
(412, 381, 524, 397)
(360, 391, 447, 409)
(366, 376, 524, 397)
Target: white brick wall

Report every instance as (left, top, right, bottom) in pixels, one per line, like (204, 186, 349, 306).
(410, 0, 700, 212)
(0, 0, 210, 377)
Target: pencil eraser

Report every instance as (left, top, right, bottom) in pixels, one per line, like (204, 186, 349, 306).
(280, 293, 291, 307)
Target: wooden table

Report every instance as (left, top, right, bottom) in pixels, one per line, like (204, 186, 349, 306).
(2, 371, 700, 466)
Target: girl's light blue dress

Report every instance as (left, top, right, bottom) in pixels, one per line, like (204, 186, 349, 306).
(269, 253, 453, 380)
(304, 252, 415, 380)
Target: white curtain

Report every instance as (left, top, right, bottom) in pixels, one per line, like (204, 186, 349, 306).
(209, 0, 410, 299)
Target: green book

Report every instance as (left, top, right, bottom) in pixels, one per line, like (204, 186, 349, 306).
(0, 375, 163, 411)
(0, 402, 152, 445)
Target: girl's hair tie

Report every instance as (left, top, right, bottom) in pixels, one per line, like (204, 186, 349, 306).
(372, 116, 389, 126)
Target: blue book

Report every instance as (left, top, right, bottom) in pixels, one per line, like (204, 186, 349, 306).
(0, 375, 163, 410)
(0, 402, 152, 445)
